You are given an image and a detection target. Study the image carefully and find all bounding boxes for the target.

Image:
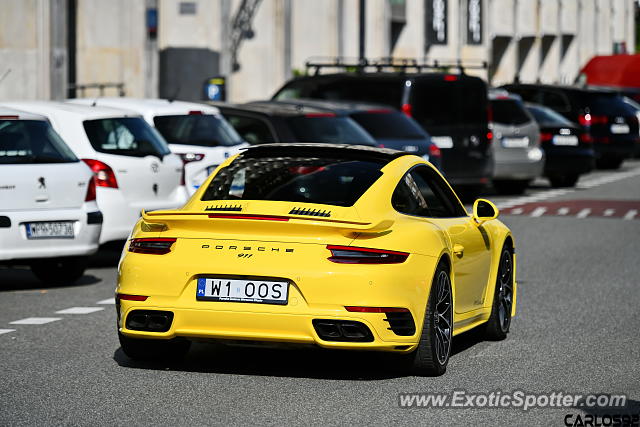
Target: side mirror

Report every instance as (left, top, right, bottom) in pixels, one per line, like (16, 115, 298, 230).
(472, 199, 499, 225)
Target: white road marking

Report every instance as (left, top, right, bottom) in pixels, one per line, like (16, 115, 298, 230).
(511, 208, 524, 215)
(603, 209, 615, 217)
(96, 298, 115, 305)
(530, 207, 547, 217)
(55, 307, 104, 315)
(624, 209, 638, 220)
(576, 208, 592, 218)
(557, 207, 570, 215)
(10, 317, 61, 325)
(0, 329, 16, 335)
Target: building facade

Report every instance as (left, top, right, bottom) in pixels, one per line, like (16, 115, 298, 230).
(0, 0, 636, 102)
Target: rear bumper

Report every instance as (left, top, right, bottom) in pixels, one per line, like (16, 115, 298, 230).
(543, 148, 595, 175)
(593, 138, 638, 158)
(116, 250, 440, 351)
(97, 188, 187, 243)
(493, 150, 545, 180)
(0, 205, 101, 262)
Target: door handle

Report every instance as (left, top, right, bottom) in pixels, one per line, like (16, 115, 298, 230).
(453, 244, 464, 257)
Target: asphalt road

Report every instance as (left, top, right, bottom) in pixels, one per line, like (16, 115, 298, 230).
(2, 161, 639, 426)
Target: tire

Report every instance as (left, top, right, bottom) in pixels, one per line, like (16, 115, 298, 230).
(484, 246, 514, 341)
(118, 332, 191, 361)
(595, 156, 623, 170)
(492, 180, 530, 195)
(30, 256, 89, 285)
(548, 173, 579, 188)
(401, 263, 453, 376)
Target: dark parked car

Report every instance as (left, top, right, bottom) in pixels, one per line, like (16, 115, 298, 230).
(273, 66, 492, 193)
(500, 84, 640, 169)
(526, 103, 595, 187)
(213, 101, 377, 147)
(271, 99, 442, 169)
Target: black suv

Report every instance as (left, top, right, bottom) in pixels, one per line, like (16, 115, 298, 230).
(500, 84, 640, 169)
(273, 63, 492, 193)
(213, 101, 377, 147)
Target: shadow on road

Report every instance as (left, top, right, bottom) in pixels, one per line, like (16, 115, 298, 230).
(113, 327, 490, 380)
(89, 240, 126, 268)
(0, 266, 101, 291)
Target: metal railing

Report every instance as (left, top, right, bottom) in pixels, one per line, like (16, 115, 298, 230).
(304, 57, 488, 75)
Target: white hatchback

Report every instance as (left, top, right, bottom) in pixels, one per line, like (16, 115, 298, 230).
(69, 98, 247, 194)
(0, 107, 101, 284)
(1, 101, 186, 244)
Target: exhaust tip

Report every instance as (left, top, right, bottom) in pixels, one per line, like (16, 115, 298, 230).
(312, 319, 373, 342)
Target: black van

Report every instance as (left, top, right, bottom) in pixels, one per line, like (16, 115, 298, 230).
(273, 68, 492, 193)
(500, 84, 640, 169)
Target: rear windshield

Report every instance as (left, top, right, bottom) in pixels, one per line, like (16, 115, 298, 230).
(526, 105, 573, 126)
(153, 114, 244, 147)
(275, 79, 404, 106)
(201, 156, 384, 207)
(0, 120, 77, 164)
(83, 117, 171, 157)
(350, 111, 427, 139)
(580, 93, 639, 116)
(490, 99, 532, 125)
(286, 116, 376, 146)
(411, 79, 487, 128)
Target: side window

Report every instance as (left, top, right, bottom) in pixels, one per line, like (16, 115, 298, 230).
(392, 166, 466, 218)
(541, 90, 571, 112)
(223, 114, 275, 145)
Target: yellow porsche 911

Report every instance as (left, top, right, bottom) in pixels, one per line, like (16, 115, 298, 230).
(116, 143, 516, 376)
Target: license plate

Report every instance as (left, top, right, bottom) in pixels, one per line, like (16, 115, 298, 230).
(501, 137, 530, 148)
(431, 136, 453, 149)
(196, 278, 289, 305)
(552, 135, 578, 146)
(610, 124, 629, 134)
(25, 221, 74, 239)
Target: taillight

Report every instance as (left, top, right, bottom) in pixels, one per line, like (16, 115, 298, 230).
(85, 177, 96, 201)
(444, 75, 458, 81)
(486, 131, 494, 143)
(178, 153, 204, 186)
(116, 293, 149, 302)
(345, 306, 410, 313)
(326, 245, 409, 264)
(128, 238, 177, 255)
(578, 114, 608, 126)
(579, 133, 593, 144)
(487, 105, 493, 123)
(429, 143, 441, 158)
(401, 103, 412, 117)
(82, 159, 118, 188)
(540, 132, 554, 143)
(305, 113, 336, 118)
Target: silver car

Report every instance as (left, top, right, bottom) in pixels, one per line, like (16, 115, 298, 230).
(489, 90, 545, 194)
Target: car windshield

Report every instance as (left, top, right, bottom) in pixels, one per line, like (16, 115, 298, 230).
(0, 119, 78, 164)
(83, 117, 171, 157)
(153, 114, 244, 147)
(411, 79, 487, 128)
(350, 111, 427, 139)
(490, 99, 532, 125)
(286, 116, 376, 146)
(526, 105, 573, 126)
(201, 155, 384, 207)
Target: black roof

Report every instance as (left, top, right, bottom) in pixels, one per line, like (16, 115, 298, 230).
(241, 142, 407, 162)
(255, 99, 396, 115)
(213, 101, 345, 117)
(501, 83, 621, 96)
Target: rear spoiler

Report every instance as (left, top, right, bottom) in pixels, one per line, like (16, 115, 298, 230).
(141, 210, 394, 233)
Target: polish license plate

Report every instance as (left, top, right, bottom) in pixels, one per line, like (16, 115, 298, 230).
(502, 137, 530, 148)
(25, 221, 74, 239)
(431, 136, 454, 149)
(552, 135, 579, 146)
(196, 278, 289, 305)
(610, 124, 629, 134)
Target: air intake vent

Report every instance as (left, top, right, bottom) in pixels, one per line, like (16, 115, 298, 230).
(205, 204, 243, 212)
(385, 312, 416, 336)
(289, 207, 331, 217)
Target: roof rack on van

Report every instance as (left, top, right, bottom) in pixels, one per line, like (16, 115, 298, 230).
(304, 57, 488, 76)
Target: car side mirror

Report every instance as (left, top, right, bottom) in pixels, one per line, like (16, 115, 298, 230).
(472, 199, 499, 225)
